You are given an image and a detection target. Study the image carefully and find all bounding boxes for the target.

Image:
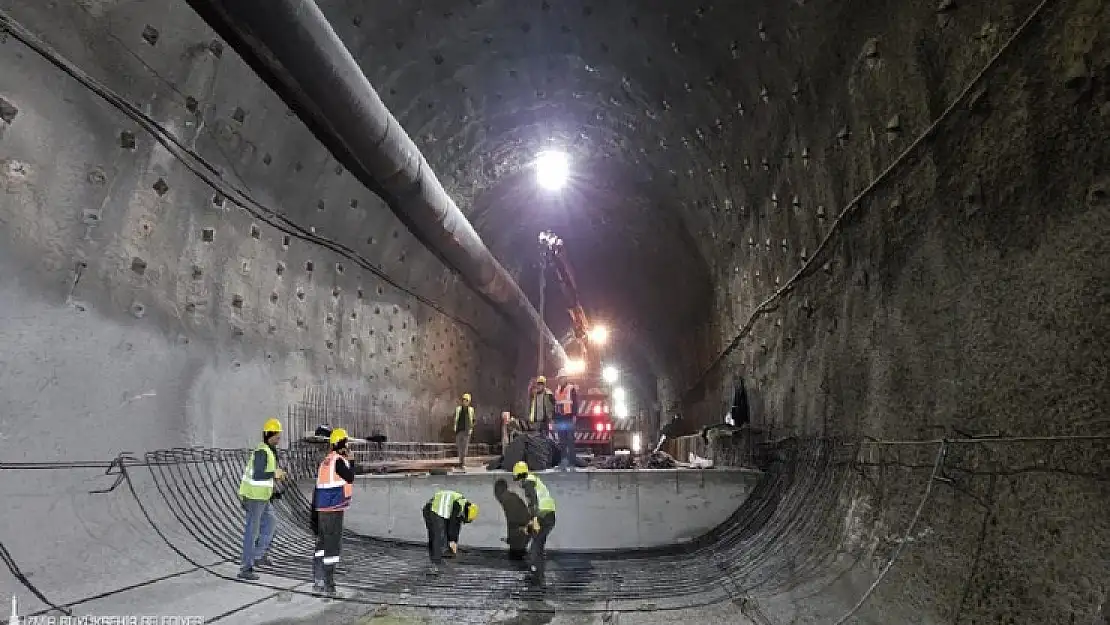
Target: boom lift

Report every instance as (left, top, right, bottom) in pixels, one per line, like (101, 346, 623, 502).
(535, 231, 631, 455)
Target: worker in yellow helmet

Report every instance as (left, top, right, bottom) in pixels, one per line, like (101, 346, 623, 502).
(422, 489, 479, 575)
(528, 376, 556, 432)
(513, 461, 556, 587)
(453, 393, 475, 469)
(237, 418, 287, 580)
(311, 427, 356, 596)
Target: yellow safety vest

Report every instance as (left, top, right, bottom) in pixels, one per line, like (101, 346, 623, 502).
(524, 474, 556, 513)
(238, 443, 276, 501)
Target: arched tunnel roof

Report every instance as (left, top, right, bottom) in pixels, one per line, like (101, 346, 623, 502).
(0, 0, 1108, 624)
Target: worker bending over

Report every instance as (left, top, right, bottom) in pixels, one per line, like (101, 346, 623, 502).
(311, 428, 355, 596)
(513, 462, 557, 587)
(237, 418, 286, 581)
(422, 489, 479, 574)
(453, 393, 475, 469)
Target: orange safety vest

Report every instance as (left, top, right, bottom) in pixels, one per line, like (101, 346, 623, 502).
(555, 384, 577, 416)
(315, 451, 353, 512)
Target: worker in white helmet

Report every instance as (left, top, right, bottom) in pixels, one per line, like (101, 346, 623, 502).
(453, 392, 475, 469)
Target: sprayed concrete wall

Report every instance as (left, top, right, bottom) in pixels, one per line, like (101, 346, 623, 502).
(336, 469, 761, 551)
(0, 0, 521, 617)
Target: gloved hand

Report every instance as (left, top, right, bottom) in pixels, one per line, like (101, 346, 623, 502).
(527, 517, 540, 535)
(275, 468, 287, 480)
(448, 542, 458, 556)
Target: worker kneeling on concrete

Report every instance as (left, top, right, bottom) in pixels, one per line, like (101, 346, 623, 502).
(422, 490, 478, 573)
(311, 428, 354, 596)
(513, 462, 556, 586)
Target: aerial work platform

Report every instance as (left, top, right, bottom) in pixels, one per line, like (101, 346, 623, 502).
(332, 467, 762, 551)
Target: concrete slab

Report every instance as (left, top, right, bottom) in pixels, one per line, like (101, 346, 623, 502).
(334, 468, 762, 551)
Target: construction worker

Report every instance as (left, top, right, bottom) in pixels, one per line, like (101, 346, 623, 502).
(237, 418, 286, 581)
(453, 393, 475, 469)
(528, 375, 556, 432)
(422, 489, 479, 574)
(311, 427, 355, 596)
(553, 371, 579, 471)
(513, 461, 556, 586)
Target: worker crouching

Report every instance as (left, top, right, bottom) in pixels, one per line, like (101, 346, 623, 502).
(311, 428, 355, 596)
(513, 462, 556, 587)
(422, 489, 478, 574)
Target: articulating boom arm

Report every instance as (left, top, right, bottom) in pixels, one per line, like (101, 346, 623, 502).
(539, 230, 593, 355)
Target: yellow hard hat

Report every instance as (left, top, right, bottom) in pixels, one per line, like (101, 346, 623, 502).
(262, 418, 282, 433)
(461, 393, 472, 402)
(535, 376, 547, 384)
(329, 427, 349, 445)
(465, 502, 479, 523)
(512, 461, 529, 477)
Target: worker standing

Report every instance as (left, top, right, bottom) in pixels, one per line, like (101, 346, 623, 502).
(237, 417, 286, 581)
(513, 462, 556, 587)
(553, 371, 579, 471)
(528, 376, 556, 433)
(453, 393, 475, 469)
(311, 428, 355, 596)
(422, 489, 479, 574)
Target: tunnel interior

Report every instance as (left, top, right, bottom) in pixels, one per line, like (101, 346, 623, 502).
(1, 0, 1108, 624)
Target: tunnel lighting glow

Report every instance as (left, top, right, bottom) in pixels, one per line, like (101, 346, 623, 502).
(631, 433, 642, 453)
(564, 359, 587, 375)
(534, 150, 570, 190)
(602, 365, 619, 384)
(615, 403, 630, 419)
(588, 325, 609, 345)
(612, 387, 626, 402)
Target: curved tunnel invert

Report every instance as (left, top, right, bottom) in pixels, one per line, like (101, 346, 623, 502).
(1, 0, 1108, 624)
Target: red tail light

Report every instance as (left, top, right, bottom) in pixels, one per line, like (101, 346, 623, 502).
(605, 423, 612, 431)
(593, 405, 602, 416)
(594, 423, 604, 432)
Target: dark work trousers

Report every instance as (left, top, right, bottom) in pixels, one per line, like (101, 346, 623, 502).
(528, 512, 556, 582)
(313, 511, 344, 588)
(554, 418, 575, 469)
(423, 503, 447, 564)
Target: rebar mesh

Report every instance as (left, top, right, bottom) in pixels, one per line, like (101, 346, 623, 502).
(134, 439, 849, 612)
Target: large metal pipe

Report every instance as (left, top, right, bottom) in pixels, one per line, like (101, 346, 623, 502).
(184, 0, 565, 361)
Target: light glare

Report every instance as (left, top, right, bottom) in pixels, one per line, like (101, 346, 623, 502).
(612, 387, 626, 402)
(602, 365, 619, 384)
(588, 325, 609, 345)
(535, 150, 570, 190)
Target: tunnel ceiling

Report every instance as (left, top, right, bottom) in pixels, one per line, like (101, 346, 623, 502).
(316, 0, 758, 381)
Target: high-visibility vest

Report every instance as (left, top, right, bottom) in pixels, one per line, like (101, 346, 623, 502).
(238, 443, 276, 501)
(315, 452, 353, 512)
(430, 489, 468, 519)
(555, 385, 577, 416)
(524, 474, 556, 513)
(454, 406, 475, 431)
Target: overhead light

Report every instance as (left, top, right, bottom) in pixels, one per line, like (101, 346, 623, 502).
(564, 359, 586, 375)
(612, 387, 626, 402)
(535, 150, 570, 190)
(588, 325, 609, 345)
(602, 365, 619, 384)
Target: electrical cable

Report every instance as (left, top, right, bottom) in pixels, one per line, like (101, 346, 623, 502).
(0, 10, 508, 353)
(832, 442, 948, 625)
(680, 0, 1058, 404)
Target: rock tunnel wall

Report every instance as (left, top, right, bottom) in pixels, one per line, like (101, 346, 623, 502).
(0, 0, 524, 613)
(0, 0, 524, 448)
(677, 0, 1110, 623)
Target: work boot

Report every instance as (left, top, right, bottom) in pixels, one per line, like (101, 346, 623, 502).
(427, 563, 442, 576)
(255, 555, 274, 567)
(323, 567, 337, 597)
(237, 569, 259, 581)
